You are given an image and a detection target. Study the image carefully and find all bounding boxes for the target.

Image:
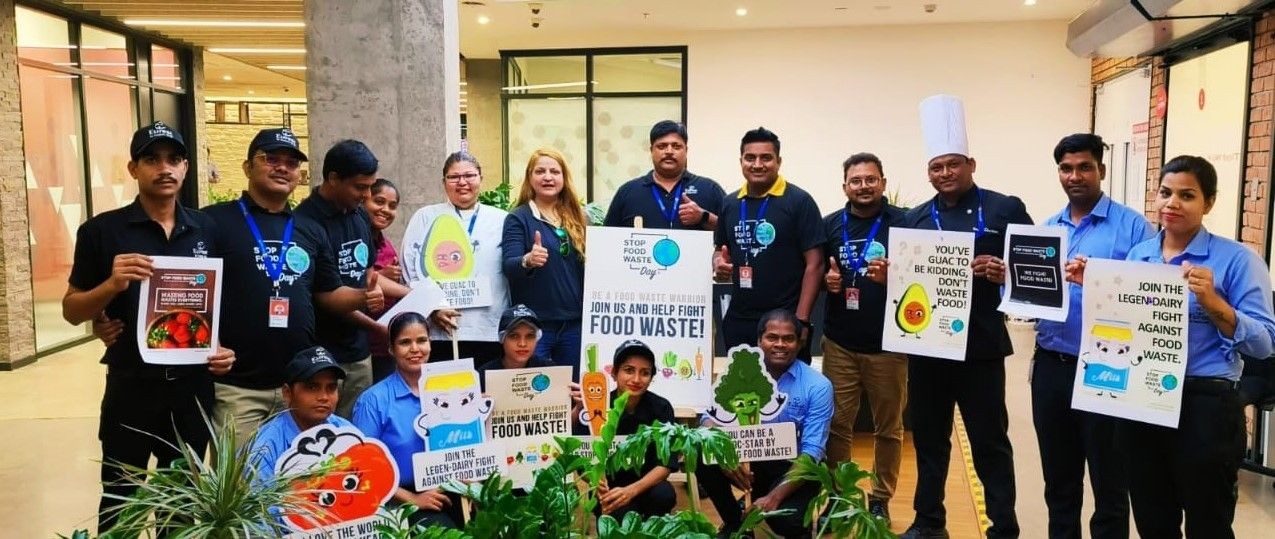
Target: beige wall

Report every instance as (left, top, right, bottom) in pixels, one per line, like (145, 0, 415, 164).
(465, 58, 504, 188)
(204, 101, 311, 203)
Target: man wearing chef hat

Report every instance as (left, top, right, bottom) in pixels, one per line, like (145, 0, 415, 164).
(865, 95, 1032, 539)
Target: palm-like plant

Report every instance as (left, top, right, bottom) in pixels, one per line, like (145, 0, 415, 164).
(784, 455, 896, 539)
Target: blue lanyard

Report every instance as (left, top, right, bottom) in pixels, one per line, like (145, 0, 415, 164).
(651, 183, 684, 225)
(454, 204, 478, 236)
(930, 187, 985, 239)
(238, 198, 294, 289)
(740, 196, 770, 224)
(842, 210, 885, 276)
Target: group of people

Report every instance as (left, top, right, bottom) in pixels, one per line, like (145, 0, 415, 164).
(67, 90, 1275, 539)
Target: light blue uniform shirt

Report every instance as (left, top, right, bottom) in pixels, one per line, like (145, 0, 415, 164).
(1125, 227, 1275, 380)
(249, 412, 355, 485)
(1037, 194, 1153, 356)
(352, 372, 422, 489)
(771, 359, 834, 461)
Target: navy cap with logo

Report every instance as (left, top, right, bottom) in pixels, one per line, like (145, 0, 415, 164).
(499, 304, 541, 333)
(247, 127, 308, 162)
(129, 121, 187, 161)
(283, 345, 346, 384)
(613, 339, 656, 366)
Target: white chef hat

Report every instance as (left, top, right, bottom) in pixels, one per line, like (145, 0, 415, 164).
(919, 94, 969, 162)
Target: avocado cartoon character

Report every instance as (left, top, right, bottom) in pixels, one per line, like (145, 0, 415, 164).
(706, 345, 788, 426)
(422, 214, 475, 280)
(894, 283, 934, 337)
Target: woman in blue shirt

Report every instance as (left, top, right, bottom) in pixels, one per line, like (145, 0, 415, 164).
(1069, 155, 1275, 538)
(352, 312, 463, 528)
(501, 149, 587, 378)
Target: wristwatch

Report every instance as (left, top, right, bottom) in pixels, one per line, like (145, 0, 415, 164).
(797, 319, 813, 331)
(698, 209, 710, 227)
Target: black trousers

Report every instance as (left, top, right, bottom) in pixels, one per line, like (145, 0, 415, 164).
(1117, 379, 1245, 539)
(595, 478, 677, 523)
(1030, 349, 1129, 539)
(721, 314, 812, 363)
(699, 459, 819, 538)
(98, 366, 213, 534)
(909, 356, 1019, 538)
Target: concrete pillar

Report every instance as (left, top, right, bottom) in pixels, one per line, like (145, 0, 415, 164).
(304, 0, 460, 243)
(465, 58, 504, 188)
(0, 0, 37, 369)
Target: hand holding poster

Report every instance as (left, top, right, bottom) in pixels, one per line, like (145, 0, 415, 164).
(136, 256, 223, 365)
(999, 224, 1069, 321)
(275, 424, 397, 538)
(410, 358, 507, 490)
(581, 226, 714, 410)
(415, 214, 492, 308)
(1071, 258, 1189, 427)
(485, 366, 573, 488)
(881, 228, 975, 361)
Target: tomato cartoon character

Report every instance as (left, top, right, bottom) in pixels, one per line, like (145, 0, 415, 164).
(283, 442, 397, 530)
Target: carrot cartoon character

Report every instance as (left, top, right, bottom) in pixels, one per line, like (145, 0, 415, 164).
(579, 343, 609, 436)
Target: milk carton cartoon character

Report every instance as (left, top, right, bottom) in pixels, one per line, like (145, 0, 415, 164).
(1081, 323, 1134, 396)
(414, 369, 493, 451)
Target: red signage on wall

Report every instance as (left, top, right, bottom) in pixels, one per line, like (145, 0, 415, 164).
(1154, 86, 1168, 119)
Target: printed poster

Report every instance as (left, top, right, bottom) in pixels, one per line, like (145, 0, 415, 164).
(415, 214, 492, 308)
(1072, 259, 1189, 427)
(411, 358, 507, 490)
(581, 226, 715, 410)
(136, 256, 223, 365)
(999, 224, 1069, 321)
(881, 228, 975, 361)
(705, 345, 788, 426)
(711, 423, 799, 463)
(275, 424, 398, 537)
(484, 366, 573, 488)
(376, 280, 447, 325)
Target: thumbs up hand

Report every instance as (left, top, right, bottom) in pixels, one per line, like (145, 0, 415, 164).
(523, 230, 550, 269)
(825, 256, 843, 294)
(714, 245, 734, 283)
(365, 270, 385, 314)
(677, 193, 705, 227)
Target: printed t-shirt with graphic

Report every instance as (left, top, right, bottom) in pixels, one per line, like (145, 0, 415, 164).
(294, 191, 374, 364)
(822, 200, 907, 353)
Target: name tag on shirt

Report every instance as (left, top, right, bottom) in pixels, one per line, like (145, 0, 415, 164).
(268, 296, 290, 328)
(845, 287, 860, 311)
(739, 266, 754, 289)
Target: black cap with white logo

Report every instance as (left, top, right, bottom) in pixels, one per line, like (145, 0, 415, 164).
(283, 346, 346, 384)
(247, 127, 308, 161)
(129, 121, 187, 160)
(613, 339, 656, 365)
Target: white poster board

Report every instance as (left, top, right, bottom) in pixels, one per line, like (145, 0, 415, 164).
(580, 226, 715, 410)
(485, 366, 574, 488)
(136, 256, 223, 365)
(999, 224, 1069, 321)
(881, 228, 975, 361)
(714, 423, 799, 463)
(410, 358, 507, 490)
(1072, 259, 1189, 427)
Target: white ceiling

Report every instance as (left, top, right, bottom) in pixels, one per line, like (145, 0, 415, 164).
(459, 0, 1096, 58)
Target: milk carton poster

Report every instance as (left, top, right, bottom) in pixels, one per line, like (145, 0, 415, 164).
(410, 358, 507, 490)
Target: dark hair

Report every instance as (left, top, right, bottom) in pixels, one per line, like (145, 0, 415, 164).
(322, 139, 379, 181)
(614, 349, 656, 373)
(442, 151, 482, 177)
(371, 177, 397, 197)
(649, 120, 688, 144)
(1052, 133, 1105, 164)
(756, 309, 800, 338)
(842, 152, 884, 177)
(740, 126, 780, 155)
(1161, 155, 1218, 200)
(388, 311, 430, 343)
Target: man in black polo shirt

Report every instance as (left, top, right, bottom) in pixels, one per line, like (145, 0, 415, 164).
(294, 139, 388, 418)
(820, 152, 908, 524)
(879, 95, 1031, 539)
(203, 128, 381, 443)
(62, 122, 235, 534)
(713, 127, 822, 355)
(604, 120, 726, 230)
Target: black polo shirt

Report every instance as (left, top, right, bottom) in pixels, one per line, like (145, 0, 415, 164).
(900, 184, 1033, 361)
(68, 198, 218, 369)
(571, 389, 680, 481)
(476, 354, 555, 392)
(822, 200, 907, 353)
(294, 191, 374, 364)
(203, 194, 342, 388)
(714, 177, 824, 320)
(604, 170, 727, 229)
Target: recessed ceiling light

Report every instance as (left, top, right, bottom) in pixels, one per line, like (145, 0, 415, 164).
(266, 65, 307, 71)
(222, 75, 233, 81)
(1024, 0, 1037, 5)
(247, 90, 255, 95)
(124, 19, 303, 28)
(834, 6, 848, 11)
(208, 47, 306, 54)
(736, 7, 748, 17)
(477, 15, 491, 25)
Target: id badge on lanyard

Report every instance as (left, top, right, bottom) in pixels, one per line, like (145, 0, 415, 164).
(239, 198, 294, 329)
(738, 196, 771, 289)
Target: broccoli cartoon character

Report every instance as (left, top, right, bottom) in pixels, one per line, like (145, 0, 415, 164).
(706, 345, 787, 426)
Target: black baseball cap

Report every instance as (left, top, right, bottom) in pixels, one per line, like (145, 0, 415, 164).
(499, 304, 541, 333)
(247, 127, 308, 161)
(613, 339, 656, 366)
(283, 346, 346, 384)
(129, 121, 187, 160)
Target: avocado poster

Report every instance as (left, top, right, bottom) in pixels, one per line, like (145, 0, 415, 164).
(484, 366, 573, 488)
(414, 214, 493, 308)
(998, 224, 1069, 322)
(136, 256, 223, 365)
(580, 226, 715, 410)
(1071, 259, 1188, 428)
(880, 227, 975, 361)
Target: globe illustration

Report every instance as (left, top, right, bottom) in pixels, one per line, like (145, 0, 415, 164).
(652, 238, 681, 267)
(531, 374, 551, 392)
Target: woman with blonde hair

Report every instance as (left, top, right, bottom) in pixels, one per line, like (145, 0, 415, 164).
(501, 148, 587, 377)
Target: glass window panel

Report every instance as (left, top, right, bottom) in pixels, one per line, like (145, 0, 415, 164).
(19, 65, 88, 349)
(506, 98, 587, 194)
(590, 97, 683, 205)
(151, 45, 184, 91)
(15, 7, 71, 65)
(80, 26, 132, 79)
(84, 78, 138, 215)
(593, 53, 682, 93)
(504, 56, 586, 95)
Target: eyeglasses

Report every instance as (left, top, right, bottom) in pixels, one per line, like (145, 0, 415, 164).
(444, 172, 480, 184)
(845, 176, 882, 188)
(553, 227, 571, 256)
(255, 153, 301, 170)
